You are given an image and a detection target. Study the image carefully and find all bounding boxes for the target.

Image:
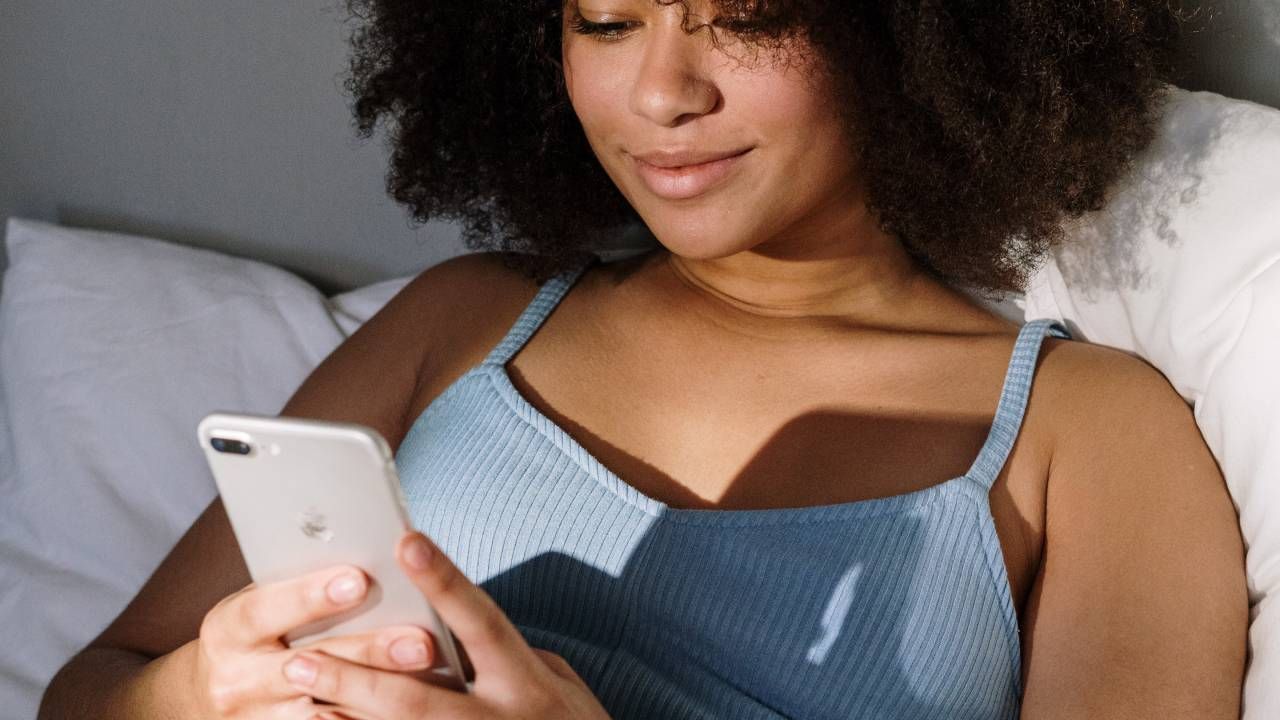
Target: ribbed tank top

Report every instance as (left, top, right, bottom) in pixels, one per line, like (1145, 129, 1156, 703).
(395, 254, 1072, 719)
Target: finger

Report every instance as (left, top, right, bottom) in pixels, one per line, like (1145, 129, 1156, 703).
(207, 565, 370, 649)
(297, 624, 438, 673)
(531, 647, 580, 684)
(396, 531, 540, 677)
(200, 651, 318, 716)
(280, 649, 471, 719)
(307, 707, 353, 717)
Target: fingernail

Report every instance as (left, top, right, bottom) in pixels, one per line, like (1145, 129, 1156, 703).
(405, 536, 433, 570)
(390, 636, 428, 666)
(284, 654, 317, 686)
(326, 572, 365, 604)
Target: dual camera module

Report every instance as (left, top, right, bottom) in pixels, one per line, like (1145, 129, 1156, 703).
(210, 437, 252, 455)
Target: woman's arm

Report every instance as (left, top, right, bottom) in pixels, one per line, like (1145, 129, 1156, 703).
(37, 252, 520, 719)
(1019, 346, 1248, 718)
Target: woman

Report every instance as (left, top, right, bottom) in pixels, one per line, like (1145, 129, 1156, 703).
(40, 0, 1247, 718)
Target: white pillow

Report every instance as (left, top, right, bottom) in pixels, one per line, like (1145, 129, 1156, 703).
(0, 217, 412, 719)
(1023, 87, 1280, 719)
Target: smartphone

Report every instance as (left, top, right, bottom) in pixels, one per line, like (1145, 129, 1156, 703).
(196, 411, 469, 692)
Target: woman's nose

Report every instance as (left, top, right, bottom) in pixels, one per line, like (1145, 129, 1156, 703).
(629, 24, 721, 127)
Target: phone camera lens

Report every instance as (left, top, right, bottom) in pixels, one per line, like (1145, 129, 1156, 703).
(211, 437, 251, 455)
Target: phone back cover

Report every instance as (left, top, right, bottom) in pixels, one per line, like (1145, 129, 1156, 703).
(197, 412, 467, 690)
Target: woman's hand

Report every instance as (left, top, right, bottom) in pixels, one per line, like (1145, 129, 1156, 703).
(190, 564, 447, 718)
(279, 531, 612, 720)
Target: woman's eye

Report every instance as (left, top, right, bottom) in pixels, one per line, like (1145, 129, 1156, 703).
(566, 12, 759, 42)
(568, 16, 635, 41)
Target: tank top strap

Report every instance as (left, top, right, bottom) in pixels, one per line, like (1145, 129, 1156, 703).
(481, 253, 601, 368)
(965, 318, 1073, 491)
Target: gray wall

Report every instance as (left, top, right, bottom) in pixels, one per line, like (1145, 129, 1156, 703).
(0, 0, 466, 295)
(1178, 0, 1280, 111)
(2, 1, 1278, 295)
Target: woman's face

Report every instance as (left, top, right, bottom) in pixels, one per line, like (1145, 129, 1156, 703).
(561, 0, 867, 261)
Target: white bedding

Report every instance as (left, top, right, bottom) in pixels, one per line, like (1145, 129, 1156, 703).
(0, 218, 410, 718)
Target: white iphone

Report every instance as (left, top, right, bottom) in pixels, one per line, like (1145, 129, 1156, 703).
(196, 411, 470, 692)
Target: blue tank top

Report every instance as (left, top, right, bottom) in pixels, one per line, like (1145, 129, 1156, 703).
(395, 254, 1072, 719)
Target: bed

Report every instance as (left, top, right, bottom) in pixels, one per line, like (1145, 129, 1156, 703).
(2, 3, 1278, 719)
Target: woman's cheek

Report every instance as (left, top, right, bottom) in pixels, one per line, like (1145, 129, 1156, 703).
(566, 74, 622, 137)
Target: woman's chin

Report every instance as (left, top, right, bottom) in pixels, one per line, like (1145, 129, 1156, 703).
(647, 236, 756, 262)
(640, 221, 758, 261)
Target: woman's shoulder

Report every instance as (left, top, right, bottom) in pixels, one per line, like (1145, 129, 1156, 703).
(406, 250, 543, 302)
(1018, 334, 1247, 713)
(405, 250, 544, 343)
(396, 251, 547, 422)
(1004, 334, 1215, 547)
(1031, 336, 1193, 446)
(1028, 335, 1210, 479)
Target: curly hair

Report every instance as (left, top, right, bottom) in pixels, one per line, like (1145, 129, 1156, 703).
(343, 0, 1183, 295)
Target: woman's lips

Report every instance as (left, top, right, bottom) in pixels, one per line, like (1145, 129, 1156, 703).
(631, 149, 752, 201)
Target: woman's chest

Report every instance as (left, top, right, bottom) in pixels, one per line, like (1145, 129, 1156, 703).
(497, 330, 1054, 626)
(396, 372, 1027, 718)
